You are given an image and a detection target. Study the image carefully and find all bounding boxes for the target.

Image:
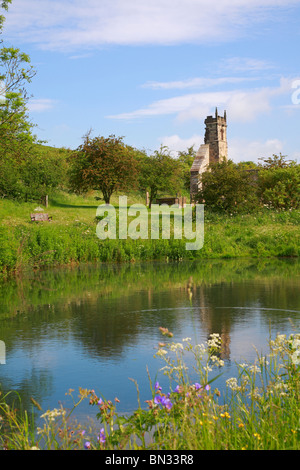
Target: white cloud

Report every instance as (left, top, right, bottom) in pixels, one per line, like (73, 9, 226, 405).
(27, 98, 56, 112)
(229, 138, 284, 163)
(219, 57, 275, 73)
(108, 79, 291, 122)
(4, 0, 300, 50)
(142, 76, 258, 90)
(160, 134, 203, 156)
(160, 134, 285, 163)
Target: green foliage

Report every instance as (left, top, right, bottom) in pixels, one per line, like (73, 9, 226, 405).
(0, 193, 299, 275)
(197, 155, 300, 213)
(69, 132, 139, 203)
(177, 145, 196, 194)
(0, 2, 63, 202)
(197, 159, 259, 213)
(139, 146, 183, 206)
(258, 159, 300, 210)
(0, 145, 69, 201)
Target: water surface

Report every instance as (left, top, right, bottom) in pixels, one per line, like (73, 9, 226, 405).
(0, 258, 299, 421)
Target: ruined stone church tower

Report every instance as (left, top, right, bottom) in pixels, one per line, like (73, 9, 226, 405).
(190, 108, 228, 201)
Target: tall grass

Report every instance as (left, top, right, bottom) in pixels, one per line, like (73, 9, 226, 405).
(0, 192, 299, 275)
(0, 329, 299, 450)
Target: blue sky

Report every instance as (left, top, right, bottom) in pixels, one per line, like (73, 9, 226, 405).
(3, 0, 300, 162)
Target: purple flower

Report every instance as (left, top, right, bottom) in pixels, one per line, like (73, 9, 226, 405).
(205, 384, 210, 391)
(155, 381, 162, 391)
(97, 428, 106, 444)
(84, 441, 91, 449)
(97, 398, 103, 405)
(194, 383, 201, 390)
(154, 394, 173, 410)
(160, 396, 173, 410)
(174, 385, 180, 393)
(154, 395, 161, 405)
(164, 398, 173, 410)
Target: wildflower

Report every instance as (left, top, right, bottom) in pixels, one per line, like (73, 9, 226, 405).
(161, 396, 173, 410)
(155, 381, 162, 391)
(154, 396, 161, 405)
(97, 398, 103, 405)
(226, 377, 240, 391)
(159, 327, 173, 337)
(156, 348, 168, 357)
(84, 441, 91, 449)
(220, 412, 231, 419)
(154, 395, 173, 410)
(98, 428, 106, 445)
(291, 350, 300, 365)
(170, 342, 183, 351)
(194, 383, 201, 390)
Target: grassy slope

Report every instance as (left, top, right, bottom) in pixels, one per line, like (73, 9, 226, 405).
(0, 190, 299, 274)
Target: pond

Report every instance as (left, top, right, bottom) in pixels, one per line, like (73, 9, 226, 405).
(0, 258, 299, 423)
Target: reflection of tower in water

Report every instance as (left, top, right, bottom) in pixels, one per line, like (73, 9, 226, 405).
(187, 278, 231, 361)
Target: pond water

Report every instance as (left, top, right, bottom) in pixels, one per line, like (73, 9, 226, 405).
(0, 258, 299, 423)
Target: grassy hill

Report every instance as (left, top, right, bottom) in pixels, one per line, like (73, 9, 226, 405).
(0, 189, 299, 275)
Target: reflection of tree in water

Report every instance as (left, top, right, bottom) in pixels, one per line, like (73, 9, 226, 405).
(68, 287, 190, 360)
(0, 258, 299, 409)
(186, 274, 300, 362)
(0, 367, 53, 421)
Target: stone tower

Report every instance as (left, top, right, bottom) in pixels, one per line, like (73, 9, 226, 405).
(204, 108, 228, 164)
(190, 108, 228, 201)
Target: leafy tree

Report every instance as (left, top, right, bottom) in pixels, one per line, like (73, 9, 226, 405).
(139, 146, 183, 207)
(0, 1, 66, 202)
(196, 159, 259, 213)
(0, 1, 36, 143)
(69, 132, 139, 203)
(177, 145, 196, 194)
(258, 153, 294, 169)
(257, 155, 300, 210)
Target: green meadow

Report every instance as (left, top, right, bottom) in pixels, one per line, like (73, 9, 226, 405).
(0, 190, 299, 275)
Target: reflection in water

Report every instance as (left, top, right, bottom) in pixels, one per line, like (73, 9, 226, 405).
(0, 258, 299, 417)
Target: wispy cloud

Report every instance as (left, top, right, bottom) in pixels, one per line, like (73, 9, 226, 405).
(142, 76, 258, 90)
(28, 98, 56, 112)
(108, 78, 292, 122)
(4, 0, 300, 50)
(219, 57, 276, 73)
(160, 134, 285, 162)
(229, 138, 284, 162)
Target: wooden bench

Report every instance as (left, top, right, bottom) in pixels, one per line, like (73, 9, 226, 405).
(30, 213, 52, 222)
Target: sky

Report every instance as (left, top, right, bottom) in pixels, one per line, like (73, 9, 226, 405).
(2, 0, 300, 163)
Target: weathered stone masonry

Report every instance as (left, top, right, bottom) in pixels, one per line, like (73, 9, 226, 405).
(190, 108, 228, 201)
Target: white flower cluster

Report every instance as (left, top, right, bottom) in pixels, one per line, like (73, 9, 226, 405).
(40, 407, 66, 423)
(289, 334, 300, 365)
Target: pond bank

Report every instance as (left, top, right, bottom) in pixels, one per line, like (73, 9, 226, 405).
(0, 208, 299, 276)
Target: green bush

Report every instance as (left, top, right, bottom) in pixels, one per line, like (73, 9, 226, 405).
(196, 160, 259, 214)
(258, 165, 300, 210)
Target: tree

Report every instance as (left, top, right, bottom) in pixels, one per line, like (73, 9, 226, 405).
(139, 146, 183, 207)
(177, 145, 196, 194)
(0, 1, 66, 202)
(196, 159, 259, 213)
(257, 155, 300, 210)
(258, 153, 294, 169)
(69, 132, 139, 203)
(0, 1, 36, 142)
